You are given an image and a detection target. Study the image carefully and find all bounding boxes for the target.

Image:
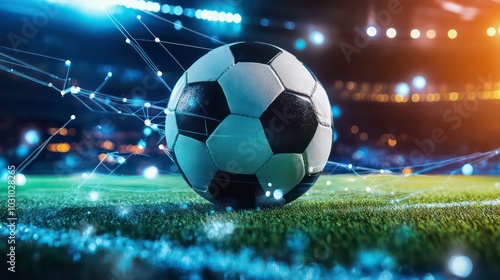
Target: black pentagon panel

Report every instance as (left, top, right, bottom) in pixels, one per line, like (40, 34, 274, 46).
(175, 82, 230, 143)
(260, 91, 318, 154)
(230, 42, 282, 64)
(207, 171, 265, 209)
(283, 173, 320, 204)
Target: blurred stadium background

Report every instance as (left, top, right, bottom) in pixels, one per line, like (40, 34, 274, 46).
(1, 0, 500, 176)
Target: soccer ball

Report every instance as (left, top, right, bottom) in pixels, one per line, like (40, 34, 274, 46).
(165, 42, 333, 208)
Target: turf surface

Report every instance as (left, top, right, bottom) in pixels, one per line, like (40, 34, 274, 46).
(1, 174, 499, 279)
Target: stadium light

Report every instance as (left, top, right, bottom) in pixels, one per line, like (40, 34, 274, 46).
(143, 166, 159, 179)
(386, 28, 397, 38)
(294, 39, 307, 51)
(461, 164, 474, 176)
(309, 31, 325, 45)
(449, 255, 473, 277)
(45, 1, 242, 24)
(15, 174, 27, 186)
(24, 130, 40, 145)
(366, 26, 377, 37)
(426, 30, 436, 39)
(487, 27, 496, 37)
(395, 82, 410, 96)
(410, 29, 420, 39)
(412, 76, 426, 90)
(448, 29, 458, 39)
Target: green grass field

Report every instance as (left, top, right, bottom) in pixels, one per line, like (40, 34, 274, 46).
(1, 174, 500, 279)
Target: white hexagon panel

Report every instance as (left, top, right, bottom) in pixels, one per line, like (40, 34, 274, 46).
(303, 124, 333, 174)
(187, 45, 235, 84)
(270, 51, 317, 96)
(206, 114, 273, 175)
(311, 82, 333, 127)
(218, 62, 284, 118)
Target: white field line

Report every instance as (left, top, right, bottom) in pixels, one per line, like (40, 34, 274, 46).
(388, 199, 500, 210)
(0, 224, 343, 280)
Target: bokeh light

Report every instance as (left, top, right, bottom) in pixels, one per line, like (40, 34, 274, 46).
(386, 28, 397, 38)
(143, 166, 159, 179)
(402, 167, 413, 176)
(24, 130, 40, 145)
(16, 145, 29, 157)
(412, 76, 427, 90)
(161, 4, 170, 14)
(462, 164, 474, 176)
(351, 125, 359, 134)
(89, 191, 99, 201)
(486, 27, 496, 37)
(284, 21, 295, 30)
(15, 174, 26, 186)
(366, 26, 377, 37)
(173, 5, 183, 16)
(174, 20, 182, 31)
(273, 189, 284, 200)
(395, 82, 410, 96)
(138, 139, 147, 150)
(448, 255, 473, 278)
(448, 29, 458, 39)
(410, 29, 420, 39)
(331, 105, 342, 119)
(294, 39, 307, 51)
(426, 29, 436, 39)
(309, 31, 325, 45)
(143, 127, 153, 136)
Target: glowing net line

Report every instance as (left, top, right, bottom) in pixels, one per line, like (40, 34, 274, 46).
(0, 8, 221, 130)
(16, 115, 76, 174)
(307, 149, 500, 202)
(0, 53, 64, 81)
(105, 11, 165, 81)
(0, 10, 227, 208)
(57, 152, 153, 209)
(142, 10, 226, 45)
(134, 39, 213, 51)
(135, 15, 186, 71)
(36, 68, 170, 127)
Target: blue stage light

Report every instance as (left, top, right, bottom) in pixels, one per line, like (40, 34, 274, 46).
(161, 4, 170, 13)
(233, 13, 242, 24)
(395, 82, 410, 96)
(16, 145, 29, 158)
(412, 76, 427, 90)
(174, 20, 182, 31)
(310, 31, 325, 45)
(143, 166, 159, 179)
(25, 130, 40, 145)
(45, 1, 243, 24)
(143, 127, 153, 136)
(284, 21, 295, 30)
(294, 39, 307, 51)
(462, 164, 474, 176)
(195, 9, 202, 19)
(173, 6, 183, 16)
(331, 105, 342, 119)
